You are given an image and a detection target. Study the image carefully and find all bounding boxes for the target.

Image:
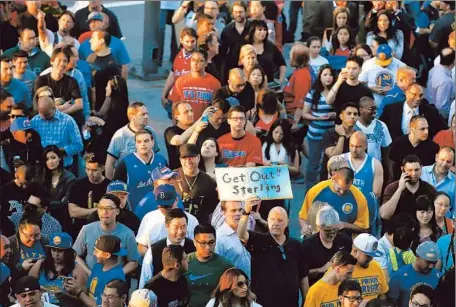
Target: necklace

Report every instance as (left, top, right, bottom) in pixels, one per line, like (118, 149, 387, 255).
(183, 173, 199, 191)
(51, 176, 59, 188)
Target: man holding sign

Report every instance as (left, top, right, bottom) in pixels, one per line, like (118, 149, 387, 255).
(237, 197, 309, 307)
(217, 105, 263, 167)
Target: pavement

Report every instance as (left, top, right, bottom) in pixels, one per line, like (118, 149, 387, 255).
(76, 1, 307, 239)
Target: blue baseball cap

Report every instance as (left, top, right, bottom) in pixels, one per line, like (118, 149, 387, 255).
(154, 184, 177, 207)
(107, 180, 129, 194)
(47, 232, 73, 249)
(10, 117, 32, 132)
(151, 167, 179, 182)
(375, 44, 393, 67)
(416, 241, 440, 262)
(87, 12, 103, 22)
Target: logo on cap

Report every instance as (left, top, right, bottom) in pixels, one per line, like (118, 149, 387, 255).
(53, 236, 62, 246)
(159, 192, 165, 199)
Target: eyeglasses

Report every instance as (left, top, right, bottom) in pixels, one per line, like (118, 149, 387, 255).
(194, 239, 216, 247)
(9, 114, 26, 119)
(229, 116, 246, 122)
(101, 293, 120, 300)
(20, 228, 41, 240)
(278, 245, 287, 260)
(236, 280, 250, 288)
(97, 206, 117, 213)
(343, 295, 362, 303)
(411, 301, 430, 307)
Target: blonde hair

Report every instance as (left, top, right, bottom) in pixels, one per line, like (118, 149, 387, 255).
(396, 66, 416, 81)
(238, 44, 257, 66)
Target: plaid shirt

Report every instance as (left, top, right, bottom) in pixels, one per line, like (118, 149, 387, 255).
(31, 109, 83, 166)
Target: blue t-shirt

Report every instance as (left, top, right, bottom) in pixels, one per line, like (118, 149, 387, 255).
(388, 264, 441, 307)
(72, 222, 140, 270)
(76, 59, 92, 88)
(39, 269, 73, 304)
(135, 192, 185, 220)
(18, 241, 46, 264)
(3, 78, 32, 109)
(87, 263, 125, 305)
(79, 36, 131, 65)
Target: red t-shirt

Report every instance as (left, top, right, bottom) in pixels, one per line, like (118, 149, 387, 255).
(255, 112, 279, 132)
(168, 72, 221, 120)
(334, 48, 351, 57)
(217, 132, 263, 167)
(283, 67, 311, 117)
(172, 49, 192, 78)
(433, 129, 455, 149)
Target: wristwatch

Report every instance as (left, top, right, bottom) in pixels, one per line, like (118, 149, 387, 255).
(241, 209, 251, 216)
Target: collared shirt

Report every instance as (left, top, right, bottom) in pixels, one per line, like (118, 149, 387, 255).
(211, 202, 256, 231)
(215, 222, 251, 278)
(401, 103, 419, 135)
(426, 64, 455, 118)
(136, 209, 199, 248)
(31, 110, 83, 167)
(421, 164, 456, 216)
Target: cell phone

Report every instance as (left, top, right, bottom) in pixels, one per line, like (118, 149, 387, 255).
(201, 114, 209, 123)
(30, 258, 39, 263)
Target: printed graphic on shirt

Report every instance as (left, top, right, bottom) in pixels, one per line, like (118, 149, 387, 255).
(375, 71, 394, 88)
(352, 275, 381, 297)
(319, 299, 339, 307)
(89, 277, 98, 298)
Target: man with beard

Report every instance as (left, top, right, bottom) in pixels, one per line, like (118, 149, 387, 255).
(381, 155, 436, 221)
(350, 234, 388, 304)
(387, 241, 442, 307)
(161, 27, 197, 117)
(0, 57, 31, 109)
(0, 89, 14, 138)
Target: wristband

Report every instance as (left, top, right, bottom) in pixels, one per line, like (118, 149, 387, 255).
(76, 289, 83, 297)
(241, 209, 251, 216)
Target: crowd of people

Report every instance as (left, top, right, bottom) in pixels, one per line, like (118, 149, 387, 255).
(0, 1, 455, 307)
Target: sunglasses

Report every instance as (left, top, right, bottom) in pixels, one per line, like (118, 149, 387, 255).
(236, 280, 250, 288)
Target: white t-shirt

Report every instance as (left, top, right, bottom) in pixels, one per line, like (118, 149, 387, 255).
(309, 56, 329, 79)
(39, 29, 80, 58)
(359, 58, 405, 111)
(355, 119, 392, 161)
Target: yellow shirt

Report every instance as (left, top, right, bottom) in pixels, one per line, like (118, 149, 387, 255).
(299, 180, 369, 229)
(351, 260, 389, 301)
(304, 278, 340, 307)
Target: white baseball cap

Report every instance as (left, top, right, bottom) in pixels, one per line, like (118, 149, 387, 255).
(129, 289, 157, 307)
(353, 233, 383, 257)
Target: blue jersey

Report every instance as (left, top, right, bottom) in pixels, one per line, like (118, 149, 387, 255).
(18, 241, 46, 264)
(88, 263, 125, 305)
(39, 269, 73, 304)
(123, 152, 167, 211)
(387, 264, 441, 307)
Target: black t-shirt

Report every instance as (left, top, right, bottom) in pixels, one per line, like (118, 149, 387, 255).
(389, 135, 440, 180)
(196, 121, 230, 149)
(174, 169, 219, 223)
(0, 180, 33, 236)
(89, 53, 119, 72)
(213, 84, 255, 112)
(0, 20, 19, 52)
(256, 41, 286, 82)
(301, 232, 353, 286)
(35, 74, 81, 102)
(205, 62, 221, 82)
(334, 82, 373, 123)
(245, 231, 308, 307)
(67, 177, 111, 237)
(321, 128, 351, 180)
(145, 273, 190, 307)
(164, 126, 186, 170)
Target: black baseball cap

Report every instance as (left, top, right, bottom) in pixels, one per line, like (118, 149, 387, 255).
(15, 276, 40, 294)
(179, 144, 199, 158)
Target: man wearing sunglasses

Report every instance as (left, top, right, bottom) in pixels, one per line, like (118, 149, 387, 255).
(387, 241, 442, 307)
(214, 68, 255, 113)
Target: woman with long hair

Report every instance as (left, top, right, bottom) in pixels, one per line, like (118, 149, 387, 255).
(238, 44, 259, 80)
(411, 195, 442, 251)
(206, 268, 261, 307)
(366, 10, 404, 59)
(254, 89, 280, 140)
(329, 25, 356, 57)
(199, 137, 224, 179)
(29, 232, 87, 306)
(302, 65, 336, 189)
(434, 192, 454, 236)
(248, 64, 267, 105)
(262, 119, 300, 177)
(246, 19, 286, 85)
(40, 145, 76, 231)
(353, 44, 373, 63)
(323, 6, 350, 52)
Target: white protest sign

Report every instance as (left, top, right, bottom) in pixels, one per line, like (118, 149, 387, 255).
(215, 166, 293, 201)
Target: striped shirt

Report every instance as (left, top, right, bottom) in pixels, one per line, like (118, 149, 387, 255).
(304, 91, 335, 141)
(31, 110, 83, 167)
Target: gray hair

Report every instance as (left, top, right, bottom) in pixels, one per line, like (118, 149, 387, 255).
(316, 205, 340, 227)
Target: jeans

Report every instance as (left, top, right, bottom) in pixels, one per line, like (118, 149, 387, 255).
(305, 137, 324, 190)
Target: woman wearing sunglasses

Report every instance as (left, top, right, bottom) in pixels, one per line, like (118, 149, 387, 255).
(206, 268, 261, 307)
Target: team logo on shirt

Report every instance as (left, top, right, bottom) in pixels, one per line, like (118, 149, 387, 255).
(342, 203, 354, 214)
(375, 71, 394, 88)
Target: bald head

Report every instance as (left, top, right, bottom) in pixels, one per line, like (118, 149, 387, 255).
(290, 43, 310, 68)
(37, 96, 56, 120)
(350, 131, 367, 146)
(228, 68, 247, 93)
(229, 68, 246, 82)
(269, 206, 288, 219)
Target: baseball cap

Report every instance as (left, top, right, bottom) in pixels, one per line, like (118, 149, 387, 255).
(47, 232, 73, 249)
(107, 180, 129, 194)
(155, 184, 177, 207)
(375, 44, 393, 67)
(179, 144, 199, 158)
(151, 167, 179, 182)
(87, 12, 103, 22)
(416, 241, 440, 262)
(10, 117, 32, 132)
(95, 235, 127, 256)
(129, 289, 158, 307)
(15, 276, 40, 294)
(353, 233, 383, 257)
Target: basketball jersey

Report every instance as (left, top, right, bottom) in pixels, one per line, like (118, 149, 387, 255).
(172, 49, 192, 77)
(88, 263, 125, 305)
(124, 152, 167, 211)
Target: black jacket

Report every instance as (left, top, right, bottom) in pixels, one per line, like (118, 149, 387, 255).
(151, 238, 195, 277)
